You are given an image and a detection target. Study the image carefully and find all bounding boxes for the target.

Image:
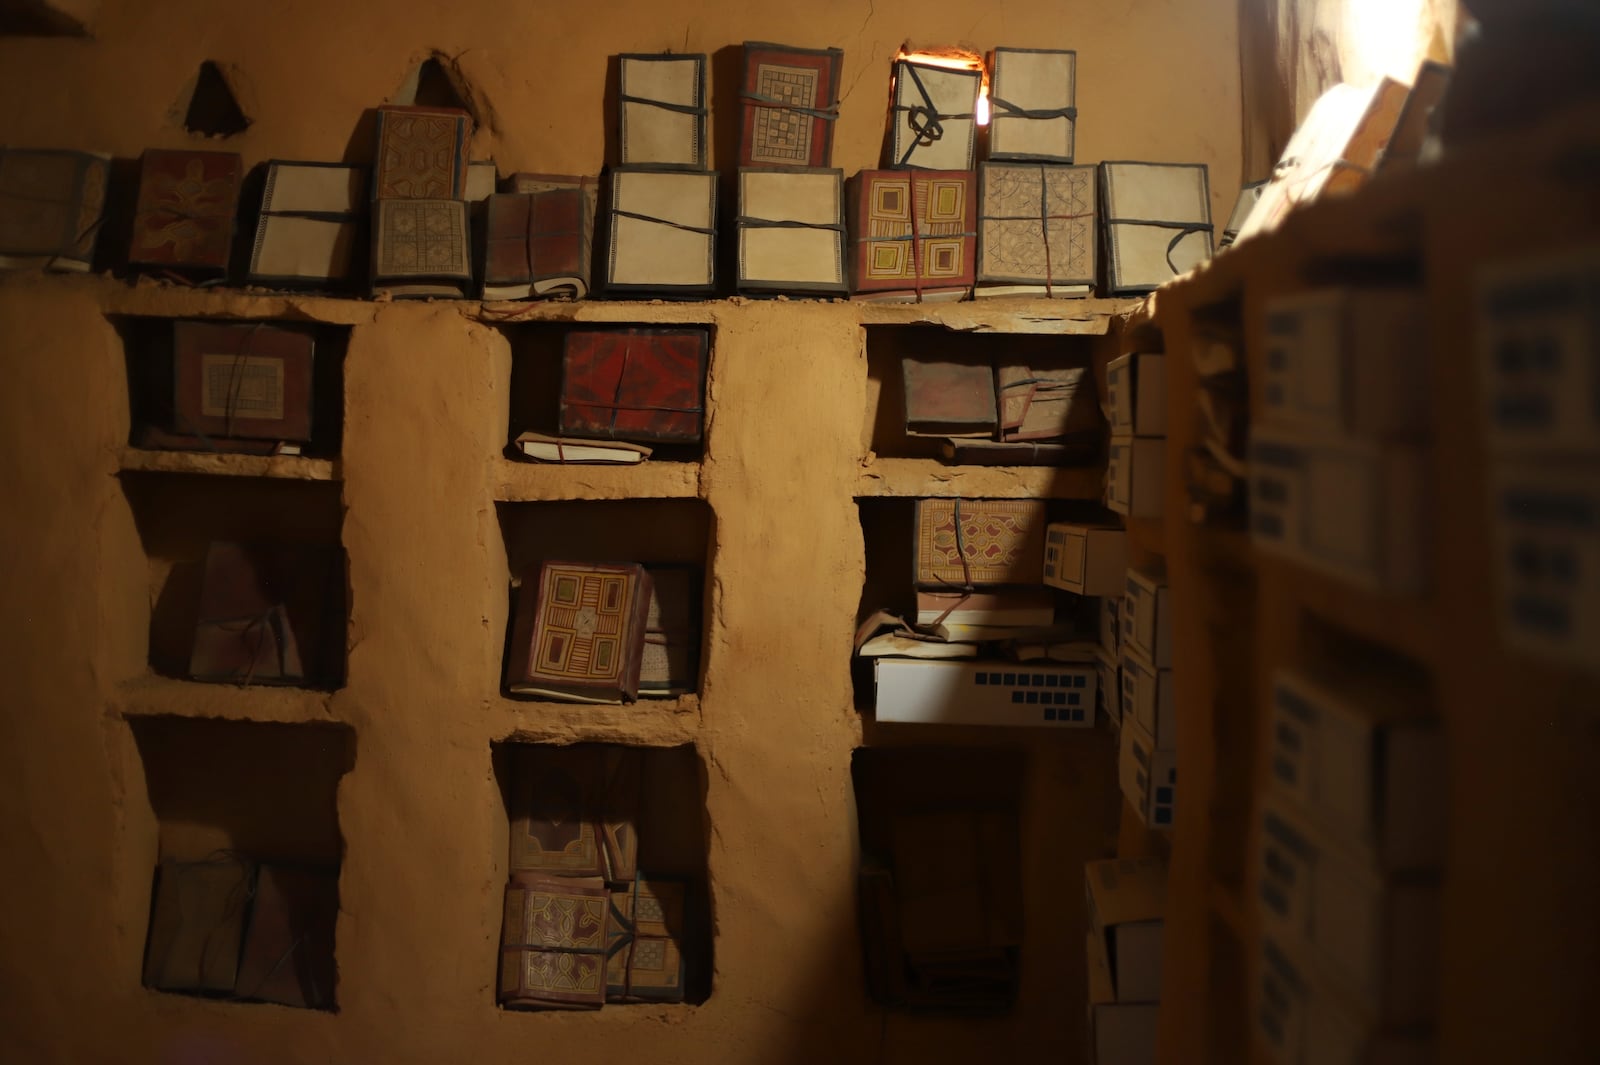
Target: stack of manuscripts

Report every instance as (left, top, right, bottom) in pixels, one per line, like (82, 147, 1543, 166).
(498, 745, 696, 1009)
(855, 747, 1025, 1012)
(0, 147, 110, 274)
(369, 104, 475, 297)
(854, 498, 1102, 729)
(901, 349, 1103, 466)
(504, 560, 699, 703)
(512, 324, 708, 465)
(143, 855, 339, 1010)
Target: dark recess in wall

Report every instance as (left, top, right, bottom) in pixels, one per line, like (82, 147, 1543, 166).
(185, 61, 251, 138)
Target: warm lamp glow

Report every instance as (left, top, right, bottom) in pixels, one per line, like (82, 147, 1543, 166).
(895, 47, 991, 126)
(1340, 0, 1431, 83)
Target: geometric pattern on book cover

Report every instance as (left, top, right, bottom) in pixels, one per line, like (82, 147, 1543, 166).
(532, 565, 634, 684)
(375, 199, 467, 277)
(500, 877, 609, 1007)
(980, 164, 1094, 286)
(752, 63, 818, 164)
(605, 878, 688, 1001)
(132, 151, 241, 269)
(376, 107, 469, 199)
(560, 329, 707, 444)
(860, 172, 972, 286)
(914, 499, 1049, 586)
(174, 321, 314, 443)
(201, 355, 284, 419)
(0, 149, 107, 262)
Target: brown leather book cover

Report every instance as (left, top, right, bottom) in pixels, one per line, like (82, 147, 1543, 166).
(997, 364, 1100, 442)
(483, 182, 595, 300)
(498, 873, 610, 1010)
(508, 745, 641, 880)
(373, 104, 472, 199)
(849, 169, 975, 301)
(129, 149, 243, 276)
(234, 864, 339, 1009)
(605, 876, 688, 1003)
(172, 320, 314, 443)
(902, 356, 997, 437)
(912, 499, 1048, 588)
(505, 561, 654, 703)
(143, 856, 255, 993)
(559, 328, 708, 445)
(0, 148, 109, 272)
(739, 42, 843, 168)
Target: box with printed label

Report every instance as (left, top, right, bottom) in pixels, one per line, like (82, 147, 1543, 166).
(1121, 569, 1172, 668)
(1107, 352, 1167, 437)
(1044, 522, 1128, 596)
(1108, 435, 1164, 517)
(1119, 717, 1176, 829)
(874, 657, 1096, 728)
(1121, 648, 1174, 751)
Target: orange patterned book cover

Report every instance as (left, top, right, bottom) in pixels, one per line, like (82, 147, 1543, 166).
(849, 169, 975, 301)
(505, 561, 653, 703)
(508, 745, 641, 881)
(129, 149, 242, 276)
(372, 105, 471, 199)
(913, 499, 1048, 588)
(498, 874, 610, 1010)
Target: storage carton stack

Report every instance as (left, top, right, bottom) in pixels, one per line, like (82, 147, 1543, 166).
(1043, 521, 1127, 729)
(1247, 288, 1430, 591)
(1084, 858, 1166, 1065)
(1252, 668, 1443, 1064)
(1117, 568, 1174, 828)
(1106, 351, 1165, 518)
(1474, 247, 1600, 675)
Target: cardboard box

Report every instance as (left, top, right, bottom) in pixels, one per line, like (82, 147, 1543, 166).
(1086, 927, 1158, 1065)
(1107, 435, 1164, 517)
(1257, 794, 1439, 1023)
(1475, 246, 1600, 457)
(1107, 352, 1167, 437)
(1119, 717, 1176, 829)
(1096, 647, 1121, 730)
(1249, 424, 1429, 593)
(1256, 930, 1434, 1065)
(1488, 462, 1600, 675)
(874, 657, 1096, 728)
(1084, 857, 1165, 1002)
(1121, 569, 1172, 668)
(1121, 648, 1174, 751)
(1044, 522, 1129, 596)
(1261, 288, 1428, 440)
(1100, 596, 1121, 654)
(1269, 668, 1443, 868)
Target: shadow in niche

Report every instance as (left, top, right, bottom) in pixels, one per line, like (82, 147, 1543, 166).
(182, 61, 251, 138)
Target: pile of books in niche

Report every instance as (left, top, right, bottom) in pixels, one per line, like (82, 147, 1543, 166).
(142, 855, 338, 1010)
(902, 349, 1102, 466)
(497, 746, 698, 1009)
(855, 747, 1025, 1012)
(187, 541, 344, 690)
(855, 499, 1136, 727)
(511, 326, 708, 466)
(503, 561, 700, 703)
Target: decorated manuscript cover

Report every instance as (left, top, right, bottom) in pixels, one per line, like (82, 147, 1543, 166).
(506, 561, 654, 703)
(912, 499, 1049, 588)
(484, 174, 598, 299)
(498, 874, 610, 1010)
(559, 327, 708, 444)
(987, 48, 1078, 163)
(129, 149, 242, 276)
(143, 856, 256, 993)
(736, 167, 847, 295)
(373, 104, 471, 199)
(370, 198, 472, 297)
(618, 54, 708, 170)
(997, 363, 1100, 441)
(977, 162, 1096, 297)
(249, 161, 366, 287)
(0, 148, 109, 272)
(739, 42, 843, 168)
(1100, 161, 1214, 295)
(508, 744, 642, 880)
(606, 876, 689, 1002)
(172, 320, 314, 443)
(888, 60, 981, 170)
(604, 167, 718, 296)
(849, 169, 975, 302)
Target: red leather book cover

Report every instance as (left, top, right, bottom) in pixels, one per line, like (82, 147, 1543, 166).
(172, 320, 314, 443)
(739, 42, 843, 169)
(559, 328, 708, 444)
(849, 169, 975, 300)
(505, 561, 655, 703)
(130, 149, 242, 275)
(373, 105, 471, 199)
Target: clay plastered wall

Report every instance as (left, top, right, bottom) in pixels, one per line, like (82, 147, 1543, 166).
(0, 3, 1238, 1063)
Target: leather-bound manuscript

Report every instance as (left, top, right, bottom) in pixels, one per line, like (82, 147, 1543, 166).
(736, 167, 847, 295)
(484, 174, 597, 300)
(505, 562, 654, 703)
(373, 105, 472, 199)
(976, 162, 1097, 297)
(618, 54, 708, 170)
(143, 856, 256, 993)
(171, 320, 314, 445)
(604, 167, 717, 296)
(986, 48, 1078, 163)
(129, 149, 243, 279)
(188, 541, 342, 688)
(0, 148, 109, 273)
(997, 363, 1100, 442)
(605, 876, 689, 1003)
(640, 566, 701, 697)
(233, 864, 339, 1009)
(559, 327, 708, 445)
(888, 59, 981, 170)
(248, 161, 366, 288)
(739, 42, 843, 168)
(1100, 161, 1213, 295)
(902, 356, 997, 438)
(849, 169, 975, 302)
(508, 744, 642, 881)
(498, 874, 610, 1010)
(912, 499, 1048, 588)
(370, 198, 472, 298)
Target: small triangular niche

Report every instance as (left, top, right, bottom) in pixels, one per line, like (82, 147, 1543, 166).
(393, 55, 476, 118)
(184, 61, 251, 137)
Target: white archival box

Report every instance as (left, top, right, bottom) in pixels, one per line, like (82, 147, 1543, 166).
(1084, 857, 1166, 1003)
(1121, 646, 1175, 752)
(1107, 352, 1168, 437)
(1121, 568, 1172, 668)
(873, 656, 1096, 728)
(1119, 716, 1176, 829)
(1107, 435, 1164, 517)
(1044, 522, 1129, 596)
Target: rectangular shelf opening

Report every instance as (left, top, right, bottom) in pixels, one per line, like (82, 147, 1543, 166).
(121, 471, 348, 691)
(130, 715, 354, 1011)
(489, 739, 714, 1008)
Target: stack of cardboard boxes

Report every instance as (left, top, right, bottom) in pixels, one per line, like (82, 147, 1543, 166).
(1085, 857, 1166, 1065)
(1106, 351, 1166, 519)
(1117, 569, 1175, 828)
